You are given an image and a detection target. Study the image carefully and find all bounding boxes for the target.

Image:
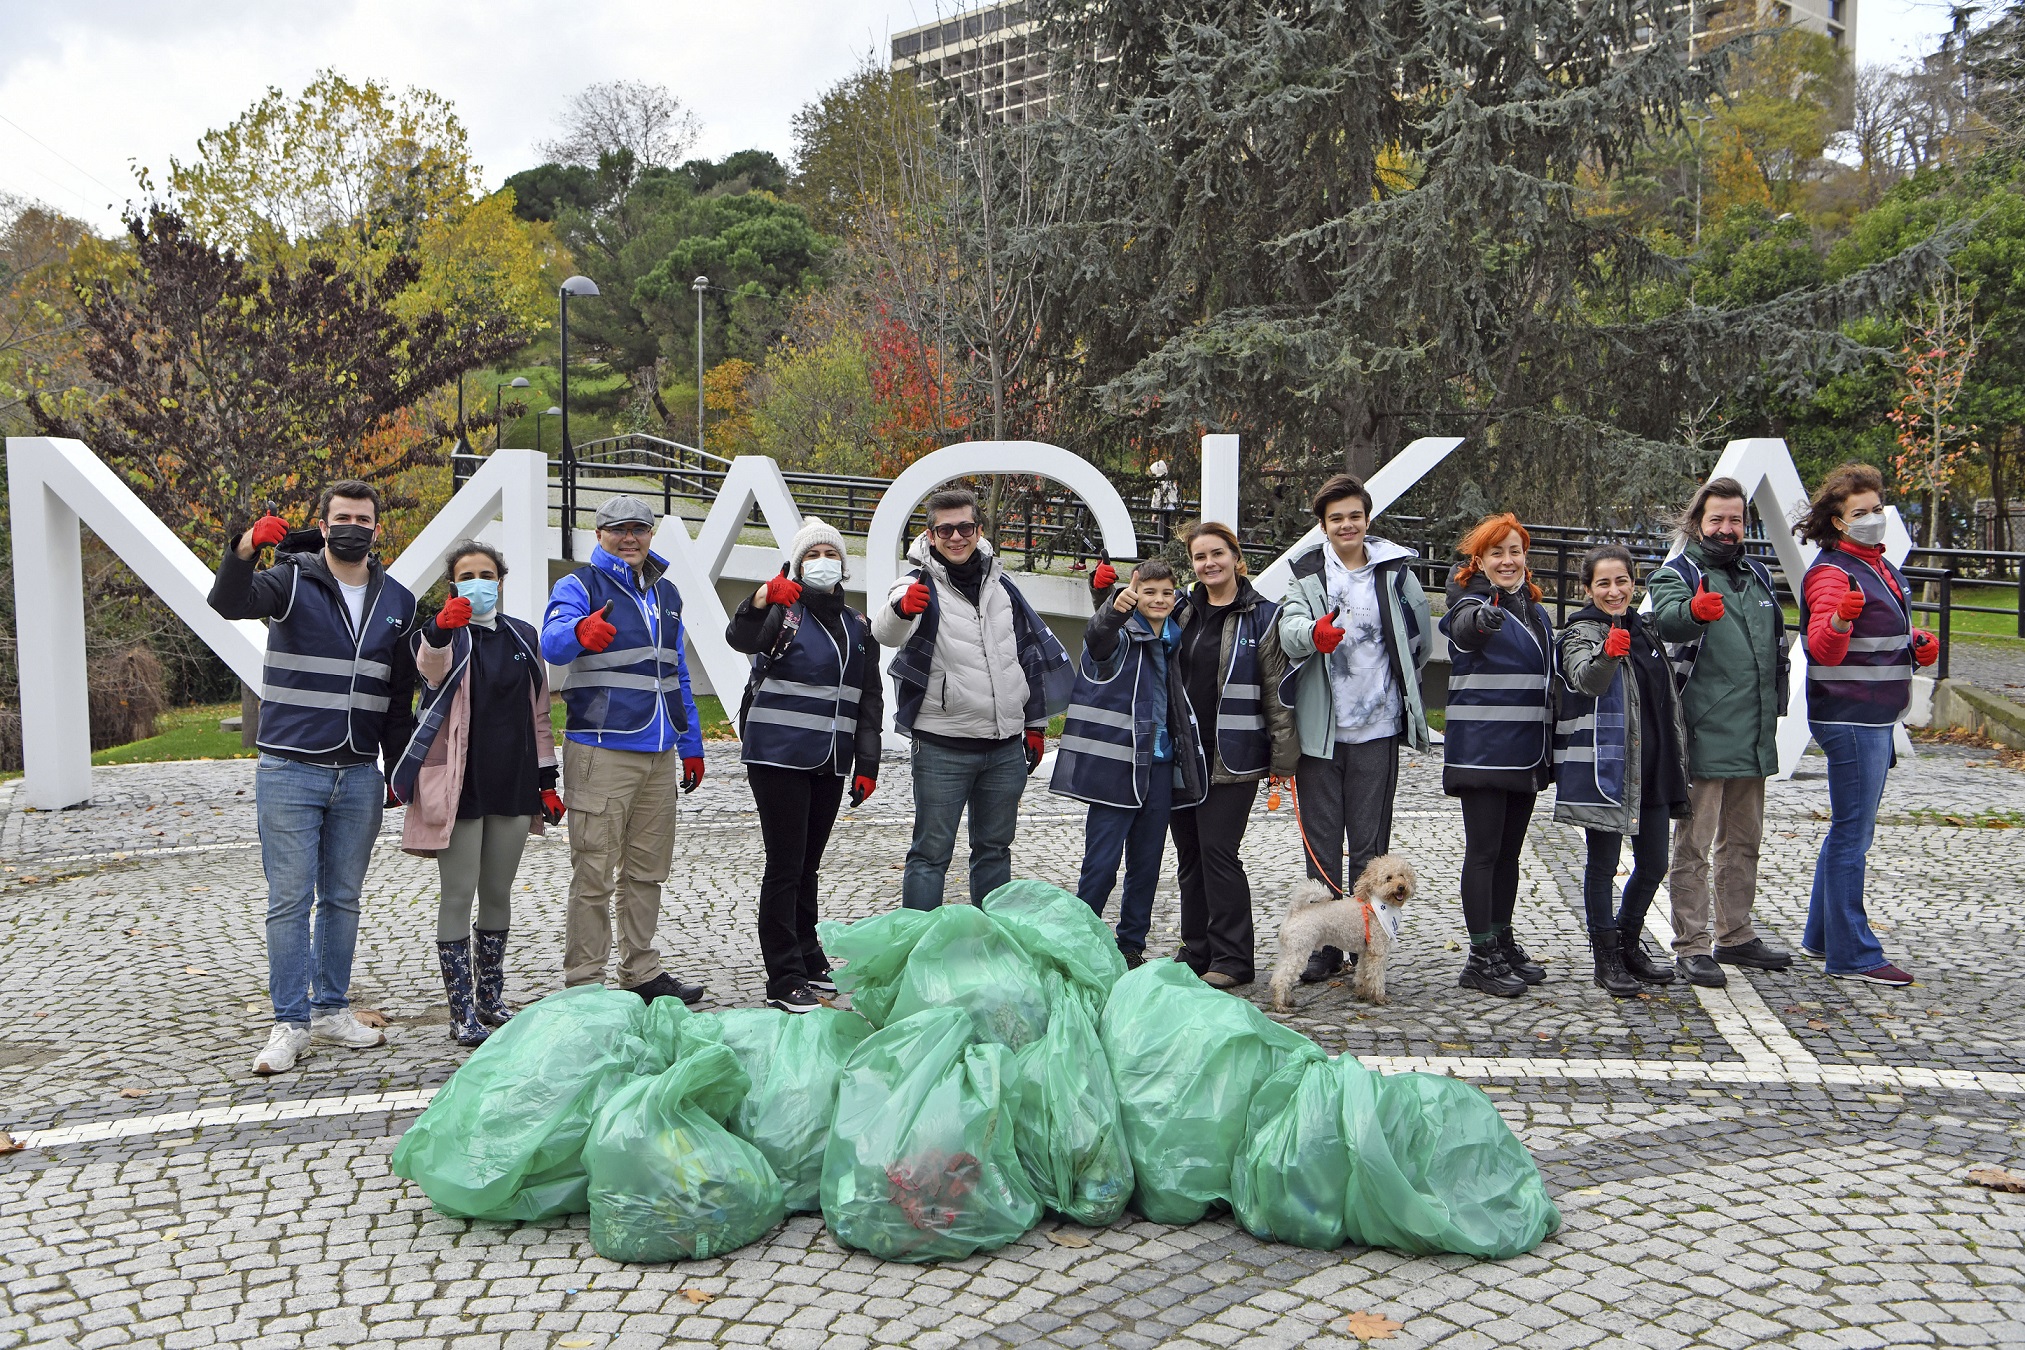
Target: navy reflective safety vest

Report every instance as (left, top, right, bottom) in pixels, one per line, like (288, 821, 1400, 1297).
(888, 570, 1073, 736)
(1051, 614, 1209, 810)
(557, 563, 692, 739)
(739, 605, 870, 774)
(1439, 592, 1555, 772)
(1657, 551, 1780, 691)
(388, 616, 543, 804)
(1799, 550, 1914, 725)
(1202, 598, 1276, 778)
(259, 564, 416, 760)
(1553, 637, 1632, 811)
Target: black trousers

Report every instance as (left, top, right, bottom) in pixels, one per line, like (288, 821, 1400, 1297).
(1458, 787, 1536, 938)
(1584, 800, 1671, 936)
(746, 763, 845, 997)
(1294, 736, 1402, 892)
(1171, 780, 1261, 979)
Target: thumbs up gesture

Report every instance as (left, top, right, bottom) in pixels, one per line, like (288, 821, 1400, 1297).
(1603, 617, 1632, 659)
(1689, 578, 1725, 623)
(1834, 581, 1866, 623)
(575, 601, 618, 653)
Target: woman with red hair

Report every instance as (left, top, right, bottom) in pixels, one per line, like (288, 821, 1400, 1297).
(1439, 513, 1556, 998)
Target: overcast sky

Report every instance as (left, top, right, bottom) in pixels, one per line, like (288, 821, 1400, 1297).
(0, 0, 1976, 234)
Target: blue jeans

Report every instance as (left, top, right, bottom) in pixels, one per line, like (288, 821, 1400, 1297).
(255, 755, 384, 1023)
(1077, 767, 1174, 954)
(1804, 721, 1892, 975)
(902, 736, 1028, 910)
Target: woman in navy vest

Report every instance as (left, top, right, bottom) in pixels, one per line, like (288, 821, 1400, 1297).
(1553, 545, 1690, 997)
(1440, 513, 1556, 999)
(1795, 464, 1937, 988)
(390, 541, 561, 1046)
(727, 517, 883, 1013)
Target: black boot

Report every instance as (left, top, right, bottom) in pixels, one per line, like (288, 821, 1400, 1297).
(1459, 943, 1527, 998)
(1299, 945, 1346, 984)
(1495, 926, 1547, 985)
(436, 939, 490, 1047)
(1618, 931, 1675, 984)
(1590, 929, 1641, 997)
(472, 928, 514, 1027)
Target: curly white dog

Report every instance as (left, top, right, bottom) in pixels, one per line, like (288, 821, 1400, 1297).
(1267, 854, 1419, 1011)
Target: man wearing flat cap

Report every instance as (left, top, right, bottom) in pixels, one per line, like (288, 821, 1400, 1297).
(540, 495, 708, 1004)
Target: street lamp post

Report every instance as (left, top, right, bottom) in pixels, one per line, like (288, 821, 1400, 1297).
(493, 376, 531, 451)
(558, 276, 601, 558)
(536, 406, 561, 457)
(692, 275, 708, 454)
(1686, 110, 1714, 247)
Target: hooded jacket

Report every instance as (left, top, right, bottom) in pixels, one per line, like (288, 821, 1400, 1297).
(1276, 535, 1433, 759)
(1050, 600, 1209, 810)
(1552, 605, 1690, 833)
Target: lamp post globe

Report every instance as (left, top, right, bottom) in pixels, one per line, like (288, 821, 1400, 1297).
(494, 375, 531, 451)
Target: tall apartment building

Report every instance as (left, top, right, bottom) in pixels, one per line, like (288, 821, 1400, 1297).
(889, 0, 1859, 119)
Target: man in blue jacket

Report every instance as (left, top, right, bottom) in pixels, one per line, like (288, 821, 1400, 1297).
(541, 495, 707, 1004)
(209, 479, 418, 1076)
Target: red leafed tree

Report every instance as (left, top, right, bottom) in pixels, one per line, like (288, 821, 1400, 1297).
(1887, 280, 1983, 548)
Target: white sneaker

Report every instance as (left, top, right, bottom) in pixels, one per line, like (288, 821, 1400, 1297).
(254, 1024, 311, 1075)
(309, 1009, 386, 1049)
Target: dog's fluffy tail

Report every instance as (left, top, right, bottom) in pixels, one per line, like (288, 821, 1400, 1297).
(1286, 877, 1338, 916)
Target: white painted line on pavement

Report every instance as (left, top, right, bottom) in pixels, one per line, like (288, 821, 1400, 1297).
(11, 1089, 439, 1149)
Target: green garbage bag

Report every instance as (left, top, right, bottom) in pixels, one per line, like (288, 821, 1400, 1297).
(391, 985, 656, 1221)
(1101, 960, 1324, 1224)
(676, 1007, 873, 1212)
(821, 1006, 1042, 1262)
(888, 903, 1052, 1050)
(1012, 972, 1133, 1226)
(980, 879, 1126, 1011)
(638, 993, 694, 1069)
(817, 907, 936, 1027)
(583, 1041, 787, 1262)
(1340, 1057, 1561, 1259)
(1229, 1057, 1353, 1250)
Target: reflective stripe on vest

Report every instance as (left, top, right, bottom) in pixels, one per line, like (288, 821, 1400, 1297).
(1553, 661, 1627, 809)
(258, 567, 413, 758)
(557, 567, 691, 737)
(1659, 553, 1778, 691)
(1211, 601, 1273, 776)
(740, 607, 868, 773)
(1799, 552, 1912, 725)
(1437, 599, 1553, 771)
(1051, 627, 1175, 808)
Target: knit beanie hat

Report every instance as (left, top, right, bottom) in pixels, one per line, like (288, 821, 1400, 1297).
(789, 516, 847, 574)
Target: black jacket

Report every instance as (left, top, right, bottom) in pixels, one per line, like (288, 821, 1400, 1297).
(726, 592, 884, 779)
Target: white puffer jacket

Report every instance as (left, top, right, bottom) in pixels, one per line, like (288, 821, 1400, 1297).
(871, 534, 1034, 740)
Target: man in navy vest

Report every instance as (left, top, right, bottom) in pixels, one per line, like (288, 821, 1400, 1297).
(541, 495, 707, 1004)
(209, 479, 418, 1076)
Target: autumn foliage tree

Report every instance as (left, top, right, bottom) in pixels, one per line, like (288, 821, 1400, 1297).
(30, 208, 528, 559)
(1888, 280, 1984, 546)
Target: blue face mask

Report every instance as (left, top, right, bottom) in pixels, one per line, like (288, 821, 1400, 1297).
(454, 578, 499, 616)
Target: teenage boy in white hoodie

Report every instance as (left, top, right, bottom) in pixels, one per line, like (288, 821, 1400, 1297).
(1277, 473, 1434, 982)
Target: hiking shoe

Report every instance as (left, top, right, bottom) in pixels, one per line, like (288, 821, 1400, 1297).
(1202, 971, 1252, 990)
(1118, 947, 1146, 971)
(1715, 938, 1793, 971)
(253, 1024, 311, 1075)
(1618, 934, 1675, 984)
(1299, 946, 1346, 984)
(1836, 963, 1914, 987)
(1677, 954, 1728, 988)
(1459, 947, 1527, 998)
(766, 985, 820, 1014)
(805, 973, 838, 997)
(1496, 929, 1546, 985)
(628, 972, 707, 1005)
(309, 1009, 385, 1049)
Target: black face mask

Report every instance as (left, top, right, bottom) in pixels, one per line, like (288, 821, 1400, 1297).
(1700, 535, 1743, 567)
(324, 524, 375, 563)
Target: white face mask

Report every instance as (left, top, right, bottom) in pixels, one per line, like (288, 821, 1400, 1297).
(800, 557, 845, 591)
(1841, 513, 1888, 547)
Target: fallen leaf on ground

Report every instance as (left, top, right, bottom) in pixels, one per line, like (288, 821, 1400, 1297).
(1807, 1019, 1829, 1030)
(557, 1339, 595, 1348)
(352, 1008, 388, 1028)
(0, 1132, 20, 1154)
(245, 1003, 263, 1014)
(1967, 1167, 2025, 1193)
(183, 966, 208, 975)
(1344, 1310, 1404, 1340)
(126, 927, 142, 936)
(1047, 1230, 1092, 1248)
(119, 1088, 148, 1098)
(681, 1289, 714, 1305)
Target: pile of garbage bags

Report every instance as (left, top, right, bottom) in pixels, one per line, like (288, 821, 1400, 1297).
(392, 878, 1560, 1265)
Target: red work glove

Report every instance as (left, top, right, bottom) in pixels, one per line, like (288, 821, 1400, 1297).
(850, 774, 876, 807)
(1311, 607, 1345, 654)
(575, 601, 617, 653)
(1603, 625, 1632, 659)
(1689, 579, 1725, 623)
(1024, 729, 1046, 775)
(765, 565, 802, 608)
(1091, 559, 1118, 591)
(1912, 629, 1939, 667)
(681, 757, 705, 793)
(436, 595, 472, 630)
(1835, 584, 1866, 623)
(897, 580, 931, 617)
(247, 514, 288, 551)
(385, 786, 402, 809)
(540, 788, 566, 824)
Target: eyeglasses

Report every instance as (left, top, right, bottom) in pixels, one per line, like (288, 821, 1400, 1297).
(930, 520, 980, 540)
(601, 523, 653, 538)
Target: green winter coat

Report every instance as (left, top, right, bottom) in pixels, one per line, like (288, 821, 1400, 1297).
(1276, 536, 1433, 760)
(1646, 542, 1790, 780)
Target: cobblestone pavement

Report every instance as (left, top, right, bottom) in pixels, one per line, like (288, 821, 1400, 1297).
(1939, 635, 2025, 701)
(4, 741, 2025, 1348)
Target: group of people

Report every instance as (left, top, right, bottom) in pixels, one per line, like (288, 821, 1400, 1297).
(209, 459, 1929, 1075)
